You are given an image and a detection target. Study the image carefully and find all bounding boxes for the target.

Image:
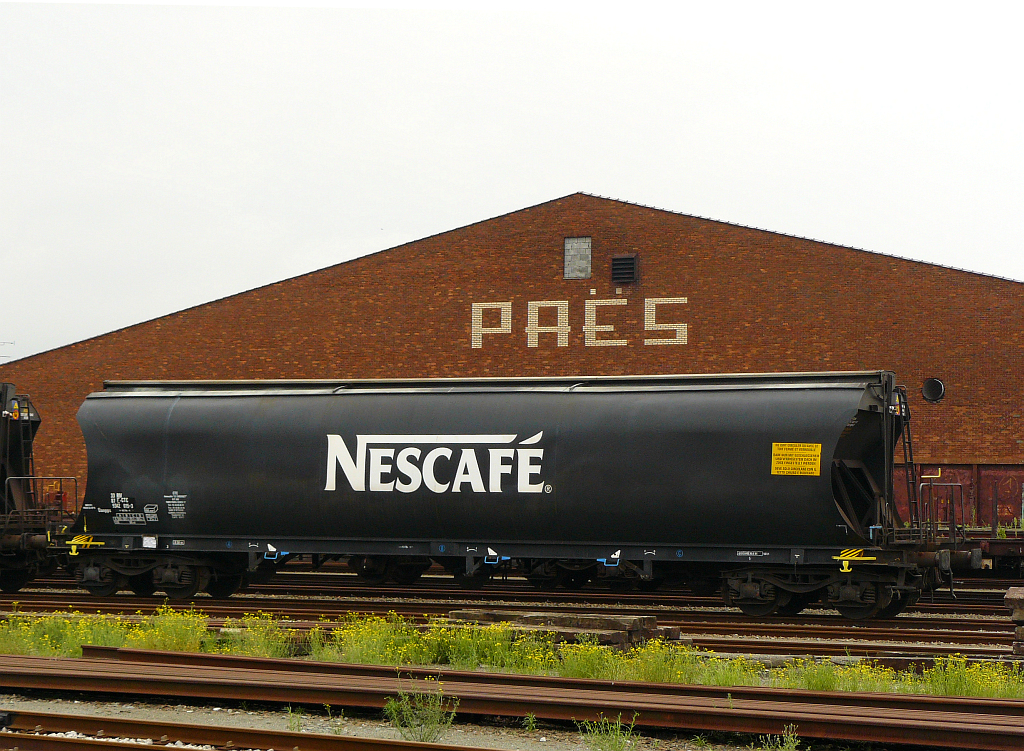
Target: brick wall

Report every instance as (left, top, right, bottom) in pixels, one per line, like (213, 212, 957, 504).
(3, 193, 1023, 489)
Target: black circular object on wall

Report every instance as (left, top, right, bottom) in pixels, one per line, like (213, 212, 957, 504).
(922, 378, 945, 403)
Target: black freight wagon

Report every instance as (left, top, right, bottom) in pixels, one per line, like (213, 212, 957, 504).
(66, 371, 935, 618)
(1, 384, 74, 592)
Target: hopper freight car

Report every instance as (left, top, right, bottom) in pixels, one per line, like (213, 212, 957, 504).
(62, 371, 939, 619)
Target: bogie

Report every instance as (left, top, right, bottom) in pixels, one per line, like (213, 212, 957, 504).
(156, 563, 210, 599)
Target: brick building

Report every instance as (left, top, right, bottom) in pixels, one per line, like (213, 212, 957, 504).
(3, 193, 1024, 522)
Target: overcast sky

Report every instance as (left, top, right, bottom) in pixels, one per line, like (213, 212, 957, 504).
(3, 1, 1022, 362)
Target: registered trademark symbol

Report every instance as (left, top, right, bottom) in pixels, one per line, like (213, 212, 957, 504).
(544, 484, 553, 493)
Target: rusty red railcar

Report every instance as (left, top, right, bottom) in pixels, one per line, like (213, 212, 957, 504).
(894, 465, 1024, 530)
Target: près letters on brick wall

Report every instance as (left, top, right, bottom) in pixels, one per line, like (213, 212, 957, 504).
(471, 297, 688, 348)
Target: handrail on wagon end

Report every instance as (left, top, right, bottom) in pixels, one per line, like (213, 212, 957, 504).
(3, 476, 79, 516)
(918, 481, 967, 548)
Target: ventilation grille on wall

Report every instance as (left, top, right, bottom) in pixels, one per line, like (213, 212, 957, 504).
(611, 255, 638, 283)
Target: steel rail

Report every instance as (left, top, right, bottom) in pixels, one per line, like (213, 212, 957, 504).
(24, 572, 1011, 609)
(667, 619, 1012, 637)
(79, 646, 1024, 714)
(8, 588, 1009, 630)
(0, 708, 477, 751)
(0, 654, 1022, 749)
(239, 575, 1012, 611)
(32, 566, 1021, 589)
(39, 561, 1021, 586)
(2, 590, 1012, 633)
(688, 635, 1010, 657)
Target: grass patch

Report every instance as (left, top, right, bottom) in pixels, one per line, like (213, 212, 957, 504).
(307, 617, 763, 687)
(0, 611, 128, 656)
(0, 606, 212, 657)
(3, 609, 1024, 701)
(560, 636, 763, 686)
(773, 659, 900, 694)
(125, 607, 212, 652)
(752, 724, 800, 751)
(308, 614, 559, 673)
(306, 618, 1024, 700)
(576, 713, 638, 751)
(0, 606, 294, 658)
(219, 613, 298, 658)
(918, 655, 1024, 699)
(773, 656, 1024, 699)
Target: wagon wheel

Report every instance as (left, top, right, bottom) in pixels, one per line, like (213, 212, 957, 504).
(161, 565, 210, 600)
(835, 582, 892, 621)
(873, 595, 909, 619)
(0, 570, 32, 594)
(128, 573, 157, 596)
(83, 574, 127, 597)
(736, 588, 792, 617)
(205, 574, 246, 599)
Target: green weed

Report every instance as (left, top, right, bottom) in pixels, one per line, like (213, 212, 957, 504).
(4, 609, 1024, 702)
(560, 637, 627, 680)
(219, 613, 296, 658)
(324, 704, 344, 734)
(773, 659, 899, 694)
(576, 713, 638, 751)
(124, 607, 212, 652)
(383, 684, 458, 743)
(308, 615, 557, 674)
(285, 705, 303, 732)
(0, 606, 210, 657)
(917, 655, 1024, 699)
(752, 724, 799, 751)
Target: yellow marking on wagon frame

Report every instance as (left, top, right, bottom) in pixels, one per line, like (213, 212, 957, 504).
(832, 548, 877, 572)
(68, 535, 105, 556)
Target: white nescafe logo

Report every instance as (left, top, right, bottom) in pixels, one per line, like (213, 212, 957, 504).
(324, 432, 546, 494)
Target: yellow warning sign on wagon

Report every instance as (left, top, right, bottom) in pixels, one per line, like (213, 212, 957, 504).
(771, 443, 822, 476)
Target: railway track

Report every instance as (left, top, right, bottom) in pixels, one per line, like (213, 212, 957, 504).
(11, 576, 1015, 619)
(0, 708, 470, 751)
(25, 569, 1019, 611)
(1, 649, 1023, 749)
(253, 571, 1013, 596)
(4, 588, 1014, 633)
(2, 588, 1016, 659)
